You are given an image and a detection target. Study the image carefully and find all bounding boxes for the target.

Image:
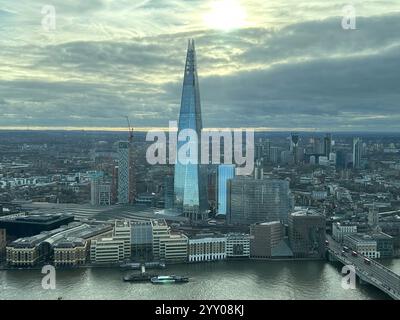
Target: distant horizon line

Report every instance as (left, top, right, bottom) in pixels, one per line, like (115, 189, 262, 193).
(0, 126, 399, 134)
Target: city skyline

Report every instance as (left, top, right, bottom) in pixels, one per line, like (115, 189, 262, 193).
(1, 1, 400, 131)
(1, 0, 400, 306)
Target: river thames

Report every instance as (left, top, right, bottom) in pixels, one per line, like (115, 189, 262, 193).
(1, 260, 399, 300)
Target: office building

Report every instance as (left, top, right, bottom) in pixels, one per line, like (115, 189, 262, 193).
(226, 233, 250, 258)
(89, 171, 103, 205)
(290, 133, 299, 164)
(352, 137, 362, 169)
(135, 193, 156, 206)
(379, 220, 400, 249)
(188, 234, 226, 262)
(311, 190, 328, 200)
(98, 183, 111, 206)
(6, 223, 77, 267)
(270, 146, 279, 163)
(227, 177, 293, 225)
(336, 150, 347, 169)
(89, 170, 111, 206)
(368, 206, 379, 228)
(159, 233, 188, 263)
(174, 39, 208, 221)
(114, 220, 132, 259)
(6, 222, 112, 267)
(318, 156, 329, 166)
(324, 133, 332, 157)
(207, 166, 217, 206)
(250, 221, 292, 258)
(90, 238, 126, 264)
(332, 222, 357, 243)
(217, 164, 235, 216)
(263, 139, 271, 161)
(151, 219, 171, 261)
(254, 160, 264, 180)
(288, 210, 326, 259)
(312, 137, 324, 154)
(344, 234, 380, 259)
(164, 175, 174, 209)
(111, 165, 118, 204)
(280, 150, 293, 165)
(6, 233, 51, 267)
(370, 232, 394, 258)
(53, 239, 87, 267)
(51, 223, 112, 267)
(0, 213, 74, 238)
(255, 138, 264, 162)
(150, 219, 190, 264)
(0, 228, 6, 260)
(131, 221, 153, 261)
(329, 152, 336, 166)
(90, 172, 112, 206)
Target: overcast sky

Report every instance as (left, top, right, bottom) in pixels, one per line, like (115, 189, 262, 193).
(0, 0, 399, 131)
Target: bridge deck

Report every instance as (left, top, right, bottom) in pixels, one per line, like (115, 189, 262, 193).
(327, 236, 400, 300)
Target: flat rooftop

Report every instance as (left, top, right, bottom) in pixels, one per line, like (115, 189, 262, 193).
(115, 220, 131, 228)
(189, 232, 225, 240)
(12, 202, 188, 223)
(291, 209, 323, 217)
(370, 232, 393, 240)
(1, 213, 72, 225)
(151, 219, 167, 227)
(258, 221, 281, 226)
(9, 222, 112, 248)
(345, 233, 377, 243)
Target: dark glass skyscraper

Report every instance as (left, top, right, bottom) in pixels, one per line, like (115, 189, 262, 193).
(174, 39, 208, 220)
(324, 133, 332, 157)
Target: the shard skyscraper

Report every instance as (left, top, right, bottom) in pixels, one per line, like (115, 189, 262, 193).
(174, 39, 208, 221)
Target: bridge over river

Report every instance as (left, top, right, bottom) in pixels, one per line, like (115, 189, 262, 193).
(327, 235, 400, 300)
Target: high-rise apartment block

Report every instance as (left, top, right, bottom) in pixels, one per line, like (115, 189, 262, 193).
(352, 137, 362, 169)
(117, 141, 135, 204)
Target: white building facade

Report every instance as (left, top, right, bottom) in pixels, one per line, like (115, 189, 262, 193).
(188, 235, 227, 263)
(344, 234, 381, 259)
(226, 233, 250, 258)
(90, 238, 125, 264)
(332, 222, 357, 243)
(114, 220, 132, 259)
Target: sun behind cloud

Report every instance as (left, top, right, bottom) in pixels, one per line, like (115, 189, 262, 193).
(203, 0, 248, 31)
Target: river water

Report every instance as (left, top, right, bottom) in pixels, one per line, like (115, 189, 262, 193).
(1, 259, 399, 300)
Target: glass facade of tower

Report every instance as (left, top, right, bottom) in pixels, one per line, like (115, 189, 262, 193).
(217, 164, 235, 215)
(174, 39, 208, 220)
(227, 177, 294, 225)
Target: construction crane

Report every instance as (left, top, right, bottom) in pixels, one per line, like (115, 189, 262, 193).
(125, 116, 133, 143)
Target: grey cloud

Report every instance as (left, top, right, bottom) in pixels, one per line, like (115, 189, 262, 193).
(195, 42, 400, 129)
(1, 8, 400, 131)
